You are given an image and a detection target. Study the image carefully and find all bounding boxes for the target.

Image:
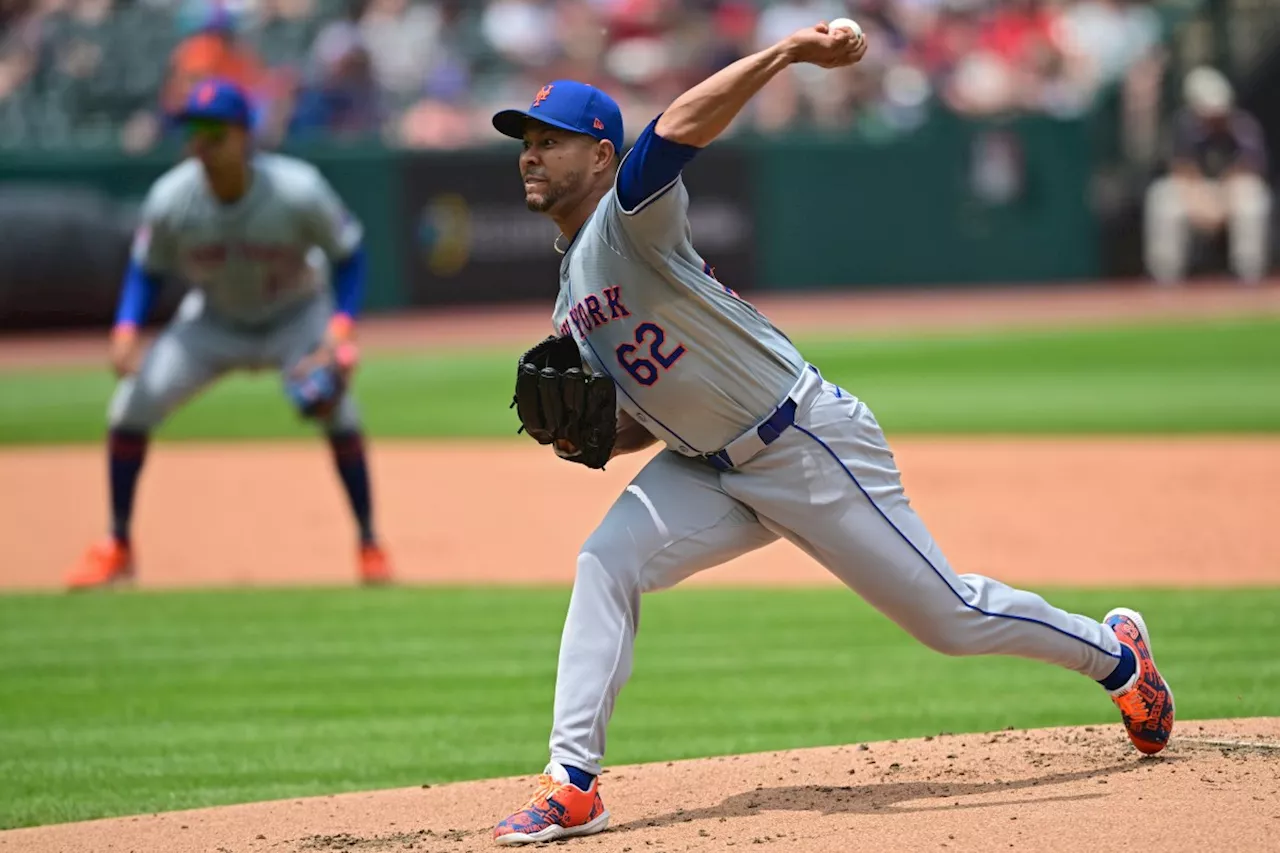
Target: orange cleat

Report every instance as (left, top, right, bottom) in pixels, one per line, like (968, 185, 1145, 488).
(1105, 607, 1175, 755)
(66, 539, 134, 590)
(358, 543, 393, 586)
(493, 763, 609, 846)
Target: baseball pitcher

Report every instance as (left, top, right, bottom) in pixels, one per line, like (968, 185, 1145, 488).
(492, 21, 1174, 845)
(66, 79, 393, 589)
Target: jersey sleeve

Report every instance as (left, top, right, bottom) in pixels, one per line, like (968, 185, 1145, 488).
(298, 167, 364, 261)
(609, 117, 701, 253)
(1232, 112, 1268, 173)
(129, 181, 180, 274)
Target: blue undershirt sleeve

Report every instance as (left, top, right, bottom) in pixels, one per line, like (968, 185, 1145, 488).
(616, 117, 701, 213)
(114, 261, 161, 326)
(331, 245, 367, 319)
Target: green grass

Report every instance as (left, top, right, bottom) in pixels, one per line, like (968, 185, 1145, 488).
(2, 317, 1278, 444)
(0, 586, 1276, 829)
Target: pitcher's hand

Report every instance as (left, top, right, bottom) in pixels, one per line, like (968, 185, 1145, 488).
(784, 22, 868, 69)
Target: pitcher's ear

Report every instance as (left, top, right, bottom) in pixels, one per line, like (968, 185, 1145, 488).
(595, 138, 617, 174)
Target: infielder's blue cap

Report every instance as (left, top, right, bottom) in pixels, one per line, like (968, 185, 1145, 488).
(492, 80, 624, 154)
(175, 78, 253, 127)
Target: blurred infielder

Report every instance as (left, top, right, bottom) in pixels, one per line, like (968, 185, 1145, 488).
(493, 21, 1174, 845)
(66, 79, 393, 589)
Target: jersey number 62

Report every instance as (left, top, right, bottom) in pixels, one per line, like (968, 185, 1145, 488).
(616, 323, 686, 386)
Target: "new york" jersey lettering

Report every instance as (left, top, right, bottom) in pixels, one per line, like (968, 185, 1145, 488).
(559, 285, 631, 339)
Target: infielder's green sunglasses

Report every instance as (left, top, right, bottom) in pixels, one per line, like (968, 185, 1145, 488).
(185, 119, 230, 141)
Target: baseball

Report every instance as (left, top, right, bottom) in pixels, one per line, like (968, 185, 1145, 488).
(828, 17, 863, 37)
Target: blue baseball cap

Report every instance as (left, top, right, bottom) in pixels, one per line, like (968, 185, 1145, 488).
(176, 79, 253, 127)
(493, 80, 624, 154)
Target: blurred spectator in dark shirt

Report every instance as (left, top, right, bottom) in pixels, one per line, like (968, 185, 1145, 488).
(1144, 66, 1271, 284)
(287, 18, 380, 141)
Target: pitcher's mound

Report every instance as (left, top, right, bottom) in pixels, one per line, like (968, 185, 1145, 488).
(5, 719, 1277, 853)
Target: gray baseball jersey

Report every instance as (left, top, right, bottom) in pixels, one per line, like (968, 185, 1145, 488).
(552, 171, 804, 455)
(133, 152, 362, 326)
(108, 153, 363, 434)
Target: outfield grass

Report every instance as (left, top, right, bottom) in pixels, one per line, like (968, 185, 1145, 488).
(1, 317, 1278, 444)
(0, 586, 1276, 829)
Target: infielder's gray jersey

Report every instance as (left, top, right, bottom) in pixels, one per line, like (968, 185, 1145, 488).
(108, 153, 364, 435)
(553, 167, 804, 455)
(133, 153, 362, 326)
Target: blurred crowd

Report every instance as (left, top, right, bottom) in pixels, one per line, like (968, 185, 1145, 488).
(0, 0, 1172, 152)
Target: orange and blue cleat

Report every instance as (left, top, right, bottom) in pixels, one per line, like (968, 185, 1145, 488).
(1105, 607, 1175, 755)
(494, 762, 609, 846)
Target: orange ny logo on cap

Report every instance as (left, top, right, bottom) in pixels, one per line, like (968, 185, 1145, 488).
(197, 82, 217, 106)
(593, 118, 605, 130)
(532, 85, 554, 107)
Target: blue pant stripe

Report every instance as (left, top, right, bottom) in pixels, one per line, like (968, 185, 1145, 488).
(792, 423, 1119, 660)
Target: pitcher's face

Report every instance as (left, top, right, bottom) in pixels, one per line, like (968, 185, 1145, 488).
(518, 124, 607, 216)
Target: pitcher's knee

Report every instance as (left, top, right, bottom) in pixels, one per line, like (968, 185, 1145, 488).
(912, 625, 974, 657)
(575, 548, 641, 593)
(903, 606, 991, 657)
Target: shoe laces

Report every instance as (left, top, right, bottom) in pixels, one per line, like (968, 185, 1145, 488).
(521, 774, 565, 810)
(1114, 685, 1150, 720)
